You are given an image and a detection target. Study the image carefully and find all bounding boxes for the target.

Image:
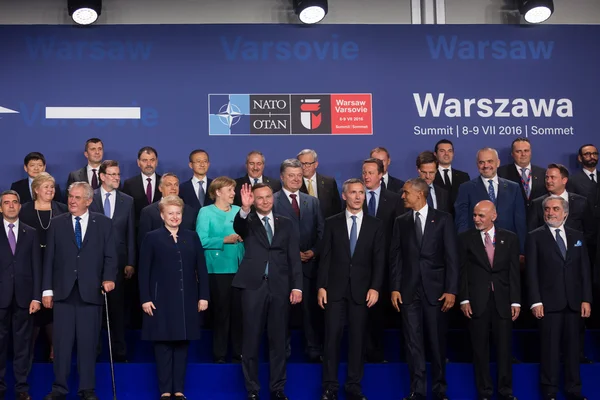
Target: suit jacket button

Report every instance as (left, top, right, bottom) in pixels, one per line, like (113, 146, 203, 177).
(74, 270, 77, 273)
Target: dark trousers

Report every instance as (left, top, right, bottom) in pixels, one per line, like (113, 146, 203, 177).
(0, 298, 33, 394)
(241, 279, 289, 393)
(99, 272, 127, 358)
(301, 274, 323, 358)
(322, 293, 368, 395)
(209, 273, 242, 360)
(154, 341, 190, 394)
(52, 283, 102, 395)
(468, 292, 512, 398)
(400, 285, 448, 397)
(540, 309, 581, 396)
(366, 284, 388, 362)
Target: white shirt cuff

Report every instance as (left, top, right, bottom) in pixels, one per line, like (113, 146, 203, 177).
(460, 300, 469, 305)
(33, 300, 41, 303)
(292, 289, 302, 293)
(42, 290, 53, 297)
(239, 209, 250, 219)
(511, 303, 521, 307)
(530, 302, 542, 309)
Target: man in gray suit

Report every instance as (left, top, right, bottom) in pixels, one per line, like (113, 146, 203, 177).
(274, 159, 325, 362)
(66, 138, 104, 190)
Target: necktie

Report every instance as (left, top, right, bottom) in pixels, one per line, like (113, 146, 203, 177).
(290, 194, 300, 217)
(443, 169, 451, 189)
(198, 180, 205, 206)
(555, 228, 567, 259)
(91, 169, 99, 190)
(104, 193, 111, 218)
(7, 223, 16, 255)
(484, 232, 494, 267)
(146, 178, 153, 204)
(349, 215, 357, 256)
(75, 217, 82, 249)
(521, 168, 531, 199)
(591, 173, 596, 183)
(263, 216, 273, 275)
(307, 179, 315, 197)
(427, 185, 434, 208)
(253, 178, 259, 186)
(380, 177, 386, 190)
(368, 191, 376, 216)
(414, 212, 423, 247)
(488, 179, 496, 204)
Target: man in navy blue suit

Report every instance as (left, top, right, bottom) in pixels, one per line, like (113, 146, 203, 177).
(42, 182, 117, 400)
(0, 190, 42, 400)
(179, 149, 214, 214)
(455, 147, 526, 253)
(273, 159, 324, 362)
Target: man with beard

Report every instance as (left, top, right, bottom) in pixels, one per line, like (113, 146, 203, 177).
(122, 146, 162, 226)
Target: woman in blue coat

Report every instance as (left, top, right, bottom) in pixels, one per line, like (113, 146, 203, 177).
(139, 195, 210, 400)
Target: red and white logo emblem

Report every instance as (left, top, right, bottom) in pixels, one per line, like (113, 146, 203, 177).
(300, 99, 322, 130)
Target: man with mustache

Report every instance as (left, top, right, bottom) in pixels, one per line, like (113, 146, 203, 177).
(234, 151, 282, 207)
(122, 146, 162, 226)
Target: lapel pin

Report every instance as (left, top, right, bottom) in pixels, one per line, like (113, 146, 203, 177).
(500, 240, 504, 244)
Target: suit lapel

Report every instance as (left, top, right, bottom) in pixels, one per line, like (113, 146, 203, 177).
(476, 178, 489, 200)
(0, 225, 12, 257)
(491, 229, 503, 268)
(93, 192, 103, 213)
(80, 214, 93, 250)
(13, 225, 27, 257)
(114, 191, 124, 219)
(317, 174, 326, 199)
(299, 193, 309, 221)
(421, 208, 435, 248)
(497, 178, 509, 206)
(376, 191, 387, 218)
(472, 229, 492, 269)
(253, 214, 270, 248)
(544, 225, 565, 260)
(565, 229, 575, 261)
(272, 215, 282, 244)
(277, 193, 296, 220)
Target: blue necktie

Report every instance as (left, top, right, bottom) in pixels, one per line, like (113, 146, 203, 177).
(253, 178, 259, 186)
(427, 185, 434, 208)
(555, 228, 567, 259)
(263, 216, 273, 275)
(349, 215, 357, 256)
(368, 191, 376, 216)
(75, 217, 82, 249)
(488, 179, 496, 204)
(198, 180, 205, 205)
(104, 193, 111, 218)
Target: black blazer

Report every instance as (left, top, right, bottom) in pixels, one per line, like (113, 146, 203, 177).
(42, 212, 118, 305)
(385, 175, 405, 194)
(138, 202, 198, 247)
(0, 221, 42, 308)
(66, 166, 89, 187)
(318, 212, 385, 305)
(432, 183, 451, 214)
(299, 173, 342, 219)
(90, 190, 136, 268)
(233, 175, 282, 207)
(458, 228, 520, 319)
(434, 167, 470, 209)
(389, 208, 460, 306)
(10, 178, 62, 204)
(179, 178, 214, 214)
(121, 174, 162, 223)
(19, 201, 68, 227)
(567, 170, 598, 202)
(526, 225, 592, 312)
(232, 211, 302, 298)
(497, 164, 546, 209)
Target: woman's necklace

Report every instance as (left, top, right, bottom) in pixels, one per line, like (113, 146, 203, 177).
(36, 208, 53, 230)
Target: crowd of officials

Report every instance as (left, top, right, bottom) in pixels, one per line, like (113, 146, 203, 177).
(0, 137, 599, 400)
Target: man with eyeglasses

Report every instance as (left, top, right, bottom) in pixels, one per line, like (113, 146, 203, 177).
(297, 149, 341, 219)
(567, 145, 600, 245)
(416, 151, 450, 214)
(180, 149, 214, 214)
(234, 151, 282, 207)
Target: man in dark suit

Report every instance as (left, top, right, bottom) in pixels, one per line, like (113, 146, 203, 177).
(42, 182, 117, 400)
(416, 151, 451, 213)
(0, 190, 42, 400)
(179, 149, 214, 214)
(390, 177, 459, 400)
(233, 150, 282, 207)
(297, 149, 342, 219)
(497, 138, 546, 212)
(458, 200, 520, 400)
(433, 139, 470, 209)
(370, 147, 404, 194)
(122, 146, 162, 225)
(66, 138, 104, 190)
(138, 173, 197, 246)
(274, 159, 324, 362)
(318, 178, 384, 400)
(232, 183, 302, 400)
(89, 160, 136, 362)
(455, 148, 527, 253)
(526, 195, 591, 400)
(10, 152, 62, 204)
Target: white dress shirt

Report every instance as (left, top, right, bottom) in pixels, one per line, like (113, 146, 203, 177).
(192, 176, 207, 201)
(303, 174, 318, 197)
(583, 168, 598, 181)
(555, 190, 569, 202)
(345, 209, 363, 239)
(4, 219, 19, 242)
(413, 204, 428, 234)
(515, 163, 532, 181)
(382, 172, 390, 188)
(367, 185, 381, 214)
(282, 188, 301, 205)
(142, 173, 157, 202)
(100, 187, 116, 218)
(428, 184, 438, 209)
(480, 175, 499, 196)
(437, 166, 453, 186)
(531, 223, 566, 309)
(249, 176, 263, 185)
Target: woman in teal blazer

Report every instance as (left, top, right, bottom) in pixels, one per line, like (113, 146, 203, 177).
(196, 176, 245, 363)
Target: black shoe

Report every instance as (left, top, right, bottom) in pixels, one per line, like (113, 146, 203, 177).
(403, 393, 425, 400)
(173, 395, 187, 400)
(346, 392, 367, 400)
(233, 355, 242, 363)
(579, 356, 593, 364)
(160, 396, 171, 400)
(321, 389, 337, 400)
(567, 394, 588, 400)
(511, 356, 521, 364)
(542, 395, 557, 400)
(498, 395, 517, 400)
(247, 392, 259, 400)
(308, 354, 324, 363)
(214, 357, 226, 364)
(114, 354, 128, 363)
(78, 390, 99, 400)
(44, 393, 66, 400)
(434, 393, 449, 400)
(16, 393, 32, 400)
(270, 391, 288, 400)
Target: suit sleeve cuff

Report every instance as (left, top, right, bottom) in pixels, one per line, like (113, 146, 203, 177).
(33, 300, 41, 303)
(530, 302, 542, 309)
(42, 290, 53, 297)
(460, 300, 469, 305)
(511, 303, 521, 307)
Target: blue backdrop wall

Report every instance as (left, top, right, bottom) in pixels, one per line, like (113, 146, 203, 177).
(0, 24, 597, 190)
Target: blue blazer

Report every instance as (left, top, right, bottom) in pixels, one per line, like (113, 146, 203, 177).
(454, 177, 526, 253)
(0, 221, 42, 308)
(42, 212, 118, 305)
(179, 178, 214, 214)
(273, 191, 324, 278)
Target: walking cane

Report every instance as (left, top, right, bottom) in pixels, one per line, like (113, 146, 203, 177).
(104, 291, 118, 400)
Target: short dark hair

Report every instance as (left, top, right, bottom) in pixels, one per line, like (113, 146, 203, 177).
(434, 139, 454, 153)
(85, 138, 103, 152)
(0, 189, 20, 203)
(416, 151, 438, 168)
(189, 149, 210, 163)
(369, 147, 390, 158)
(138, 146, 158, 159)
(251, 182, 273, 193)
(342, 178, 365, 194)
(511, 138, 530, 152)
(578, 143, 597, 157)
(363, 158, 384, 174)
(24, 152, 46, 166)
(405, 177, 430, 198)
(99, 160, 119, 176)
(547, 163, 569, 179)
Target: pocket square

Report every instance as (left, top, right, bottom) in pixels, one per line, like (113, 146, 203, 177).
(575, 240, 582, 247)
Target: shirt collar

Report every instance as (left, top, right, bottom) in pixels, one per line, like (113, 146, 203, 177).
(367, 185, 382, 196)
(282, 188, 299, 198)
(346, 209, 363, 220)
(72, 211, 90, 222)
(100, 186, 115, 198)
(481, 175, 499, 185)
(192, 176, 205, 185)
(438, 165, 452, 174)
(480, 225, 495, 239)
(583, 169, 598, 178)
(256, 210, 274, 221)
(414, 203, 428, 217)
(3, 219, 19, 230)
(304, 173, 317, 182)
(141, 172, 156, 182)
(515, 163, 532, 172)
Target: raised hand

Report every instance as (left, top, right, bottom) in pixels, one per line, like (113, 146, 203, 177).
(240, 183, 254, 212)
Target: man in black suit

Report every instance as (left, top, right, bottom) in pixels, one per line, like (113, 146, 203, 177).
(433, 139, 470, 209)
(390, 177, 459, 400)
(42, 182, 117, 400)
(318, 178, 384, 400)
(179, 149, 214, 214)
(416, 151, 451, 213)
(370, 147, 404, 194)
(138, 173, 197, 246)
(297, 149, 342, 218)
(0, 190, 42, 400)
(497, 138, 546, 212)
(233, 150, 282, 207)
(232, 183, 302, 400)
(122, 146, 162, 225)
(458, 200, 520, 400)
(66, 138, 104, 190)
(526, 195, 591, 400)
(89, 160, 136, 362)
(10, 152, 62, 204)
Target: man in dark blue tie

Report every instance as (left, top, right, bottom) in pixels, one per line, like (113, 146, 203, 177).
(179, 149, 214, 214)
(415, 151, 450, 213)
(42, 182, 117, 400)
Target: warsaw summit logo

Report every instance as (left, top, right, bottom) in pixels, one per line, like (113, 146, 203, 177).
(208, 94, 373, 135)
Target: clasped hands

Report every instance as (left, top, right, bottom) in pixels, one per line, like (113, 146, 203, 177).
(142, 300, 209, 316)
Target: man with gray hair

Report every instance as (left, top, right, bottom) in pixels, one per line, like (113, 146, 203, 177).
(297, 149, 341, 218)
(526, 195, 591, 400)
(42, 182, 117, 400)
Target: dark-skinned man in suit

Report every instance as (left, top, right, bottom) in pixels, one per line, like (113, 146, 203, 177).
(233, 151, 282, 207)
(369, 147, 404, 194)
(433, 139, 470, 211)
(297, 149, 341, 219)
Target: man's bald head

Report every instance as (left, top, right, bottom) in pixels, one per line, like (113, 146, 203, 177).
(473, 200, 497, 232)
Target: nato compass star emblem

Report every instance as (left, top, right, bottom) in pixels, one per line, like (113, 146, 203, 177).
(217, 101, 243, 128)
(0, 105, 18, 119)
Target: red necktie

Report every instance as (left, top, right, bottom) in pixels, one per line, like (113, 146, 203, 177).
(146, 178, 153, 204)
(290, 194, 300, 217)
